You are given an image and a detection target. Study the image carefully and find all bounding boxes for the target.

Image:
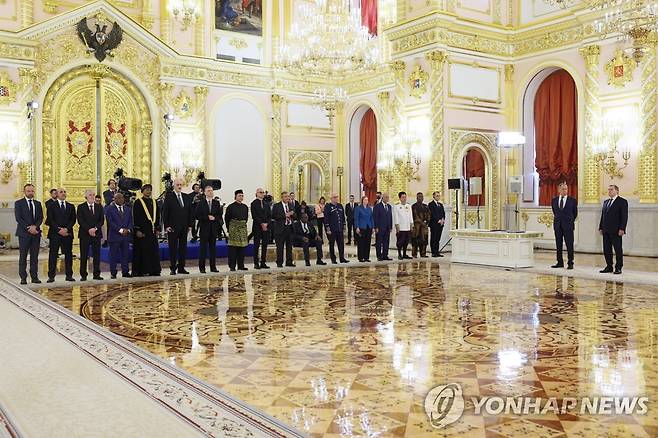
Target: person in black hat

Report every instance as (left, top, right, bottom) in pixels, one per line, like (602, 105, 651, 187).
(225, 189, 249, 271)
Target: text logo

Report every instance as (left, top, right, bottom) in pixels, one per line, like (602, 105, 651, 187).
(424, 383, 465, 429)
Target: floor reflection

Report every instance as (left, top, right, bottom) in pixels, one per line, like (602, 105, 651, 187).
(36, 262, 658, 437)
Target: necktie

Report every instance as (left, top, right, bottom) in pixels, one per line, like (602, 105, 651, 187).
(208, 200, 212, 211)
(284, 204, 291, 225)
(28, 199, 34, 219)
(303, 223, 308, 233)
(60, 201, 65, 211)
(560, 197, 564, 210)
(178, 193, 183, 207)
(89, 204, 94, 215)
(119, 205, 123, 216)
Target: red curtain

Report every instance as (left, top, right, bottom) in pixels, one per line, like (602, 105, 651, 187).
(360, 108, 377, 205)
(361, 0, 377, 36)
(464, 149, 485, 206)
(534, 70, 578, 206)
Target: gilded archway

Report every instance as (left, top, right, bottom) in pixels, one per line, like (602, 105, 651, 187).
(287, 150, 332, 202)
(42, 64, 152, 201)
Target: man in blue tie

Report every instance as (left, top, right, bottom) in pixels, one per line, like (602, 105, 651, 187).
(105, 192, 133, 279)
(551, 182, 578, 270)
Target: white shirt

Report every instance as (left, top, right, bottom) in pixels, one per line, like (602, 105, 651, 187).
(607, 195, 618, 207)
(393, 203, 414, 231)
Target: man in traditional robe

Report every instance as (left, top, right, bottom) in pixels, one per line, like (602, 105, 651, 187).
(251, 188, 271, 269)
(45, 188, 76, 282)
(225, 189, 249, 271)
(411, 192, 430, 258)
(132, 184, 161, 277)
(429, 191, 446, 257)
(77, 189, 104, 281)
(393, 191, 413, 260)
(196, 185, 222, 273)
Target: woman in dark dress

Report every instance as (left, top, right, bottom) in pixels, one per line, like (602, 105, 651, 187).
(132, 184, 161, 276)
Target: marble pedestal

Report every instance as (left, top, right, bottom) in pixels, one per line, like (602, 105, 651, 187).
(450, 229, 544, 268)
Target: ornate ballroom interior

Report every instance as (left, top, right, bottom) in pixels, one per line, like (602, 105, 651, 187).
(0, 0, 658, 436)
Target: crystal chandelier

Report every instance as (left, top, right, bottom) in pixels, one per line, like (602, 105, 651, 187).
(279, 0, 379, 118)
(592, 0, 658, 63)
(169, 0, 200, 31)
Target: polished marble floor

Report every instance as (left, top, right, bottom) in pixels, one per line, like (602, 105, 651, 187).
(33, 262, 658, 437)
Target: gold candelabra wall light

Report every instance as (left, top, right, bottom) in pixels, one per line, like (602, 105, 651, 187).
(593, 124, 631, 179)
(0, 129, 21, 184)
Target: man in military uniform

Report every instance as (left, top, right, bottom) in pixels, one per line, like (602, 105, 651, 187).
(324, 193, 349, 264)
(411, 192, 430, 258)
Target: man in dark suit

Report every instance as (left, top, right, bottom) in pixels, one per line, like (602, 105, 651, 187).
(429, 191, 446, 257)
(551, 182, 578, 269)
(77, 189, 104, 281)
(14, 183, 43, 284)
(324, 193, 349, 264)
(288, 191, 301, 220)
(251, 188, 271, 269)
(373, 192, 393, 261)
(45, 188, 58, 210)
(293, 212, 326, 266)
(195, 185, 221, 273)
(45, 187, 76, 282)
(189, 183, 202, 243)
(599, 184, 628, 274)
(162, 178, 192, 275)
(345, 194, 356, 245)
(272, 191, 295, 267)
(105, 192, 132, 279)
(102, 179, 118, 206)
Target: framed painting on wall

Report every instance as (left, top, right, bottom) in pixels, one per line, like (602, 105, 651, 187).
(215, 0, 263, 36)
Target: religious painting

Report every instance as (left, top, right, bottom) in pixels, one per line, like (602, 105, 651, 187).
(215, 0, 262, 36)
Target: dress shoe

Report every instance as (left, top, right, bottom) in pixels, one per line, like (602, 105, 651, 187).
(285, 262, 296, 267)
(331, 260, 338, 264)
(599, 267, 613, 273)
(437, 254, 444, 257)
(20, 279, 27, 285)
(122, 273, 132, 278)
(384, 257, 393, 261)
(277, 264, 283, 268)
(229, 268, 236, 272)
(551, 264, 564, 268)
(358, 259, 364, 262)
(254, 264, 261, 270)
(305, 261, 311, 266)
(31, 278, 42, 284)
(398, 255, 404, 260)
(65, 277, 75, 282)
(170, 269, 177, 275)
(614, 269, 622, 274)
(111, 273, 117, 279)
(81, 276, 87, 282)
(93, 276, 103, 280)
(340, 259, 350, 263)
(210, 268, 219, 273)
(567, 265, 574, 270)
(199, 268, 206, 274)
(178, 269, 190, 274)
(421, 255, 429, 258)
(238, 267, 248, 271)
(317, 260, 326, 265)
(47, 278, 55, 283)
(403, 255, 413, 260)
(365, 259, 371, 263)
(260, 263, 270, 269)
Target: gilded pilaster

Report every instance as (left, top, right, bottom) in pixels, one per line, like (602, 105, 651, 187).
(194, 11, 205, 56)
(336, 102, 346, 201)
(141, 0, 154, 29)
(390, 61, 407, 195)
(139, 121, 153, 182)
(376, 91, 393, 195)
(397, 0, 406, 22)
(579, 45, 602, 203)
(159, 3, 171, 45)
(638, 44, 657, 203)
(271, 94, 283, 197)
(194, 86, 209, 164)
(19, 0, 33, 28)
(426, 51, 447, 198)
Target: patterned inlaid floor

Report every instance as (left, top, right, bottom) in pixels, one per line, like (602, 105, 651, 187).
(35, 262, 658, 437)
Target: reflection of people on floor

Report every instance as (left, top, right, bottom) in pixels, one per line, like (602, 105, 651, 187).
(105, 192, 132, 279)
(132, 184, 161, 277)
(411, 192, 430, 258)
(293, 213, 326, 266)
(225, 189, 249, 271)
(393, 191, 413, 260)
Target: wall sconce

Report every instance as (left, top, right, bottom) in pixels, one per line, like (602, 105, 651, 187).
(168, 0, 200, 31)
(592, 124, 630, 179)
(0, 126, 20, 184)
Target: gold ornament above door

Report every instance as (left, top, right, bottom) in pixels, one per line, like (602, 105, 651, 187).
(42, 65, 152, 202)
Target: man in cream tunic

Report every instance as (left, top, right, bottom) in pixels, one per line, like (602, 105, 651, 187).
(393, 191, 414, 260)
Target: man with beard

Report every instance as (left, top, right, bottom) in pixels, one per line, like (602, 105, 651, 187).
(225, 189, 249, 271)
(132, 184, 161, 277)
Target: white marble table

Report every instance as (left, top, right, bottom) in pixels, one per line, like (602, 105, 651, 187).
(449, 229, 544, 268)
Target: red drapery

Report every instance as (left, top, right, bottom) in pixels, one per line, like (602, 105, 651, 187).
(359, 108, 378, 205)
(534, 69, 578, 206)
(361, 0, 377, 36)
(464, 149, 485, 206)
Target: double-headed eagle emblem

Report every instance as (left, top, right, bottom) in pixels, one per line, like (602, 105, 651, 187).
(76, 15, 123, 62)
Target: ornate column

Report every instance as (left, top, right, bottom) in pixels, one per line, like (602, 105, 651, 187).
(376, 91, 393, 195)
(271, 94, 283, 197)
(20, 0, 34, 28)
(139, 121, 153, 182)
(335, 102, 346, 201)
(194, 86, 209, 164)
(390, 60, 407, 195)
(638, 44, 657, 203)
(396, 0, 406, 22)
(159, 3, 171, 45)
(141, 0, 154, 29)
(579, 45, 602, 204)
(426, 51, 447, 198)
(194, 10, 205, 56)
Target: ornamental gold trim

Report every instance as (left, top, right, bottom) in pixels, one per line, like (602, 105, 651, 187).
(605, 49, 636, 88)
(408, 64, 428, 98)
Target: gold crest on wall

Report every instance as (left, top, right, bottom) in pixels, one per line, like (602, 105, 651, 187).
(0, 71, 17, 106)
(173, 91, 193, 118)
(605, 49, 636, 88)
(408, 64, 428, 98)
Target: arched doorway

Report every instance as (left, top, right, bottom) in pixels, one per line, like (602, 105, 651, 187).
(461, 145, 489, 229)
(349, 105, 377, 203)
(42, 65, 152, 202)
(522, 68, 578, 206)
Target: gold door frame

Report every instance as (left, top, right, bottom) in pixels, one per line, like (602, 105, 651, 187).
(41, 65, 152, 201)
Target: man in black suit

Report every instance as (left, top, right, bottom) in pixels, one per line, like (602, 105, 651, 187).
(251, 188, 271, 269)
(288, 191, 301, 220)
(189, 183, 202, 243)
(428, 191, 446, 257)
(551, 182, 578, 270)
(103, 179, 118, 206)
(293, 212, 326, 266)
(45, 188, 58, 210)
(77, 189, 104, 281)
(272, 191, 295, 267)
(45, 187, 76, 282)
(195, 185, 221, 273)
(345, 194, 356, 245)
(373, 193, 393, 261)
(14, 184, 43, 284)
(599, 184, 628, 274)
(162, 178, 192, 275)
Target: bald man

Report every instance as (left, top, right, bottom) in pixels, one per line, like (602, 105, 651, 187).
(162, 178, 193, 275)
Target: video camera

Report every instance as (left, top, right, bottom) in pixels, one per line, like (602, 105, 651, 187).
(114, 168, 141, 204)
(162, 172, 174, 192)
(197, 171, 221, 191)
